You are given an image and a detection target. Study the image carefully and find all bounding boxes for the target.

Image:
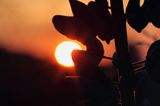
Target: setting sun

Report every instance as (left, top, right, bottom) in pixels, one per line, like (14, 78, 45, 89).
(55, 41, 82, 67)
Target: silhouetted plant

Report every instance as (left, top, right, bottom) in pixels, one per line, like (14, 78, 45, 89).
(53, 0, 160, 106)
(146, 40, 160, 84)
(126, 0, 160, 32)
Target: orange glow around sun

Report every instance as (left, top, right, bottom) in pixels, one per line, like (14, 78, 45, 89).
(55, 41, 82, 67)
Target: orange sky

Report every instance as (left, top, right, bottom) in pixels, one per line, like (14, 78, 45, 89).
(0, 0, 160, 66)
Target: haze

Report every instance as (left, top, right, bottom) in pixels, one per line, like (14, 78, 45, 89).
(0, 0, 160, 64)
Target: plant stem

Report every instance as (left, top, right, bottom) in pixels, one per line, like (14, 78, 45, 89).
(110, 0, 135, 105)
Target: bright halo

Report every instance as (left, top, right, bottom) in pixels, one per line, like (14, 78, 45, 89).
(55, 41, 82, 67)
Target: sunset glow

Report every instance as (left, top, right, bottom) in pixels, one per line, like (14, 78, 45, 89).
(55, 41, 82, 67)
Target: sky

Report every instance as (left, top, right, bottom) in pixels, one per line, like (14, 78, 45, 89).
(0, 0, 160, 66)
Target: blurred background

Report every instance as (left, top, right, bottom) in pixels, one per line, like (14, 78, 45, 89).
(0, 0, 160, 105)
(0, 0, 160, 64)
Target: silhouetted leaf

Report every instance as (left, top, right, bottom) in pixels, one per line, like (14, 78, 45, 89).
(53, 0, 115, 44)
(126, 0, 148, 32)
(146, 40, 160, 84)
(126, 0, 160, 32)
(53, 15, 94, 44)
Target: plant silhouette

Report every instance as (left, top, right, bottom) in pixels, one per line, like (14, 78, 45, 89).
(53, 0, 116, 105)
(126, 0, 160, 32)
(146, 40, 160, 84)
(53, 0, 160, 106)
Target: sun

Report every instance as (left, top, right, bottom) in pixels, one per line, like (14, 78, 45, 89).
(55, 41, 82, 67)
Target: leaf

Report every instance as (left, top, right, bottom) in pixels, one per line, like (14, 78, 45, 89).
(126, 0, 160, 32)
(53, 0, 115, 44)
(53, 15, 95, 44)
(126, 0, 148, 32)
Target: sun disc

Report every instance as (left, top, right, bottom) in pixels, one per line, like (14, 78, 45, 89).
(55, 41, 82, 67)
